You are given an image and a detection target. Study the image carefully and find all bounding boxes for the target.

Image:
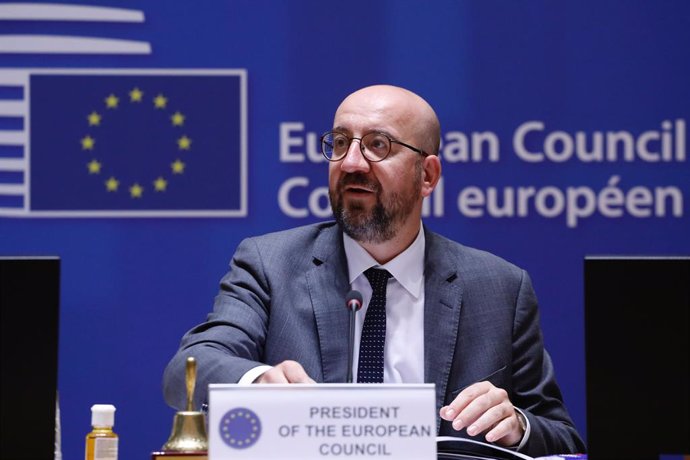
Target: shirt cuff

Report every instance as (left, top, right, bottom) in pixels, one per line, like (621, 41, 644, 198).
(238, 365, 273, 384)
(513, 407, 531, 451)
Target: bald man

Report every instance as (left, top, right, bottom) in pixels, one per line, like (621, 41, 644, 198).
(163, 85, 585, 457)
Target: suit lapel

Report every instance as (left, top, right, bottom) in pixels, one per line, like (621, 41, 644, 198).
(306, 225, 351, 383)
(423, 229, 463, 423)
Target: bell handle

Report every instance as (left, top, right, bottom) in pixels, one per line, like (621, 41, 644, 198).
(185, 357, 196, 412)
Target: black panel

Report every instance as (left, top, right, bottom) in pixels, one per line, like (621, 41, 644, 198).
(585, 257, 689, 460)
(0, 257, 60, 460)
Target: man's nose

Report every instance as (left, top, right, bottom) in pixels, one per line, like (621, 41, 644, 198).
(340, 139, 370, 173)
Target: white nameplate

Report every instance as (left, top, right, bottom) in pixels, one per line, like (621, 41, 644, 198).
(208, 383, 436, 460)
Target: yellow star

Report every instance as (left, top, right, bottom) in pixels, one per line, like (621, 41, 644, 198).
(171, 111, 185, 126)
(153, 177, 168, 192)
(171, 159, 186, 174)
(87, 111, 101, 126)
(129, 87, 144, 102)
(87, 159, 102, 174)
(105, 94, 119, 109)
(81, 135, 95, 150)
(129, 183, 143, 198)
(105, 177, 119, 192)
(177, 135, 192, 150)
(153, 94, 168, 109)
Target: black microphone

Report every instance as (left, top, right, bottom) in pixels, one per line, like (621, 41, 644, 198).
(345, 290, 363, 383)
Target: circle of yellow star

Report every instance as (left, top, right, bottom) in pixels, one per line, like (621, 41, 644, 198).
(129, 87, 144, 102)
(171, 111, 185, 126)
(105, 94, 119, 109)
(177, 135, 192, 150)
(129, 183, 144, 198)
(87, 111, 102, 126)
(153, 94, 168, 109)
(81, 135, 95, 150)
(105, 177, 119, 192)
(87, 159, 102, 174)
(153, 177, 168, 192)
(171, 159, 186, 174)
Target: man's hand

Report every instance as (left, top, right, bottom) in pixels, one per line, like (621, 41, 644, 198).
(254, 360, 315, 384)
(439, 381, 524, 447)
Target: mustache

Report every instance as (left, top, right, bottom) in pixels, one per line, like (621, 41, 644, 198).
(338, 173, 379, 192)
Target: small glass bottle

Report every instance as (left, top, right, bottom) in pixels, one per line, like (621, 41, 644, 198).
(85, 404, 118, 460)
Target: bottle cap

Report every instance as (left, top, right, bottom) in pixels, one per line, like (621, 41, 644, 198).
(91, 404, 116, 427)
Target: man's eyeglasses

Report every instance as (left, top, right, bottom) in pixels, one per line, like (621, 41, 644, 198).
(320, 131, 429, 163)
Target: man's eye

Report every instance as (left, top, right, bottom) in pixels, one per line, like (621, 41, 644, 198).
(333, 136, 349, 149)
(366, 135, 389, 152)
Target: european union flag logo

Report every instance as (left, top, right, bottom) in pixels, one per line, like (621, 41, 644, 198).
(219, 408, 261, 449)
(0, 69, 246, 217)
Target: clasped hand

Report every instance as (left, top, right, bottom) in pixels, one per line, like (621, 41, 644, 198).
(439, 381, 524, 447)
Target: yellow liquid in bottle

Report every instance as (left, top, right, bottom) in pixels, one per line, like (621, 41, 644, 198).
(85, 426, 118, 460)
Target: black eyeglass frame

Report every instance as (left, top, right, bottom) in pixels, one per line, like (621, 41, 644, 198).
(320, 130, 429, 163)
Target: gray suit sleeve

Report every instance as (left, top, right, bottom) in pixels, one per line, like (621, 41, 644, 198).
(162, 237, 270, 410)
(511, 270, 586, 455)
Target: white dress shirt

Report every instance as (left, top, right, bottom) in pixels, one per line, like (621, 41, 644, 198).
(343, 226, 426, 383)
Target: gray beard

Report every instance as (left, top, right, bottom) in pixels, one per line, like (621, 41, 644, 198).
(332, 193, 399, 244)
(329, 171, 420, 244)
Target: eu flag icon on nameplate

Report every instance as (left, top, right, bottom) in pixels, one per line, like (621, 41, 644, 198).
(0, 69, 247, 217)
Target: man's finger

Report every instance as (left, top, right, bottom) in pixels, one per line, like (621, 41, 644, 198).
(256, 366, 289, 383)
(256, 360, 315, 384)
(281, 360, 316, 383)
(465, 400, 511, 436)
(485, 412, 523, 447)
(439, 381, 493, 424)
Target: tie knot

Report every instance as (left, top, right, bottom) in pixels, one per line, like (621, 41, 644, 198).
(364, 268, 391, 291)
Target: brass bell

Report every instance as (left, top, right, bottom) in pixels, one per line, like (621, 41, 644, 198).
(161, 357, 208, 452)
(161, 411, 208, 452)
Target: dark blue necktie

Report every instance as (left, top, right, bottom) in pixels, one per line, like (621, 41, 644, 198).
(357, 268, 391, 383)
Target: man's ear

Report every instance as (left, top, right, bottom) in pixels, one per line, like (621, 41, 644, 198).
(421, 155, 442, 198)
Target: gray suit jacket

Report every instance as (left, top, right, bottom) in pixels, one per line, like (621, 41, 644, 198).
(163, 222, 585, 456)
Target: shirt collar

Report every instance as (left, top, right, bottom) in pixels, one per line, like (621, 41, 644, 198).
(343, 224, 425, 299)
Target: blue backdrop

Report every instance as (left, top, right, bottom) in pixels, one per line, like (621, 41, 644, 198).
(1, 1, 688, 459)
